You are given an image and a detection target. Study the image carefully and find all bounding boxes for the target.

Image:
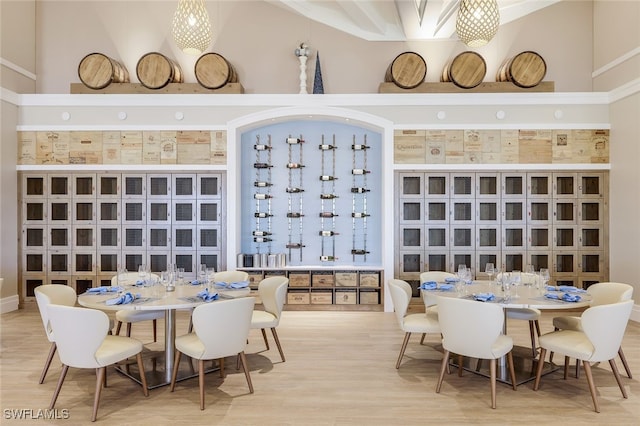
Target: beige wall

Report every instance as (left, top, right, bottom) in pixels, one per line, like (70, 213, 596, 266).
(0, 0, 36, 93)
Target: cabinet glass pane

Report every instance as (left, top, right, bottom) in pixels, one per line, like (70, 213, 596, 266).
(200, 203, 218, 221)
(453, 229, 472, 246)
(479, 254, 498, 269)
(25, 279, 45, 297)
(75, 254, 93, 272)
(50, 177, 69, 195)
(479, 229, 497, 246)
(453, 177, 472, 195)
(504, 202, 523, 221)
(26, 203, 44, 221)
(427, 176, 446, 195)
(427, 202, 446, 221)
(402, 228, 421, 246)
(75, 203, 93, 221)
(402, 176, 421, 195)
(199, 254, 218, 270)
(175, 229, 193, 247)
(581, 229, 600, 247)
(200, 229, 218, 247)
(504, 254, 523, 272)
(200, 177, 219, 196)
(26, 228, 44, 247)
(175, 203, 193, 221)
(530, 229, 548, 247)
(504, 176, 523, 195)
(556, 177, 574, 195)
(100, 203, 118, 221)
(556, 254, 574, 272)
(26, 177, 44, 196)
(556, 203, 574, 221)
(176, 254, 194, 272)
(150, 254, 168, 273)
(100, 254, 118, 272)
(428, 229, 446, 247)
(76, 228, 93, 246)
(26, 254, 43, 271)
(530, 203, 549, 221)
(100, 228, 118, 246)
(175, 177, 193, 196)
(125, 254, 143, 272)
(125, 229, 143, 246)
(556, 228, 574, 247)
(149, 203, 168, 221)
(402, 254, 421, 273)
(50, 228, 69, 246)
(75, 280, 93, 294)
(149, 229, 168, 247)
(50, 203, 69, 221)
(478, 176, 497, 195)
(478, 203, 497, 221)
(530, 254, 549, 271)
(100, 177, 118, 195)
(427, 254, 446, 271)
(125, 177, 144, 196)
(581, 203, 600, 221)
(453, 202, 472, 221)
(149, 177, 168, 196)
(505, 229, 523, 246)
(581, 254, 601, 273)
(453, 254, 471, 269)
(581, 176, 600, 195)
(530, 176, 549, 195)
(50, 254, 69, 272)
(125, 202, 143, 221)
(402, 202, 421, 221)
(75, 177, 93, 195)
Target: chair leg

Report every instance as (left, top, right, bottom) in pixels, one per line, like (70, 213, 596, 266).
(271, 328, 286, 362)
(126, 323, 132, 337)
(435, 350, 450, 393)
(490, 358, 497, 409)
(582, 361, 600, 413)
(420, 333, 426, 344)
(238, 351, 254, 393)
(49, 364, 69, 409)
(458, 355, 464, 377)
(170, 351, 182, 391)
(528, 321, 537, 358)
(136, 353, 149, 397)
(549, 327, 559, 363)
(115, 321, 122, 336)
(152, 319, 157, 343)
(618, 347, 632, 379)
(39, 342, 57, 384)
(507, 352, 517, 391)
(576, 359, 581, 379)
(533, 348, 547, 391)
(564, 356, 570, 380)
(188, 317, 193, 333)
(219, 357, 225, 378)
(396, 332, 411, 369)
(92, 367, 106, 422)
(609, 359, 628, 399)
(260, 328, 270, 350)
(199, 359, 205, 410)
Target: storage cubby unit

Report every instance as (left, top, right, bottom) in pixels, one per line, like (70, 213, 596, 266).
(19, 171, 225, 298)
(395, 171, 608, 288)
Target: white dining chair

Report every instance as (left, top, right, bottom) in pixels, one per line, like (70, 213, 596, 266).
(388, 279, 441, 369)
(496, 272, 542, 358)
(170, 296, 255, 410)
(435, 295, 517, 409)
(112, 272, 163, 342)
(419, 271, 457, 314)
(34, 284, 79, 384)
(550, 282, 633, 378)
(47, 304, 149, 422)
(250, 276, 289, 362)
(534, 299, 633, 412)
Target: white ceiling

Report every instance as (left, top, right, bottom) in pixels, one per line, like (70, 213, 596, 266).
(266, 0, 562, 41)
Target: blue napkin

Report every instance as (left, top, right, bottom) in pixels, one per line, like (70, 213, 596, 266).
(444, 277, 459, 283)
(133, 280, 145, 286)
(545, 292, 582, 302)
(557, 285, 587, 293)
(197, 289, 219, 302)
(420, 281, 437, 290)
(86, 286, 123, 294)
(105, 292, 140, 305)
(474, 293, 495, 302)
(214, 281, 249, 289)
(438, 283, 455, 291)
(191, 280, 203, 285)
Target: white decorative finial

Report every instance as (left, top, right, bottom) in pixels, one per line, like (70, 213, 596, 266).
(295, 43, 310, 94)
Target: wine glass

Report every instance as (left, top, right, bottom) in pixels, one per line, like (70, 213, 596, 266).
(138, 264, 147, 285)
(485, 263, 495, 284)
(198, 264, 208, 288)
(539, 268, 550, 294)
(510, 270, 521, 298)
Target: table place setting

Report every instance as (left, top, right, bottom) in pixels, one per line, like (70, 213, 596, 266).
(85, 285, 124, 294)
(196, 288, 219, 302)
(213, 280, 250, 289)
(542, 292, 583, 303)
(104, 292, 144, 306)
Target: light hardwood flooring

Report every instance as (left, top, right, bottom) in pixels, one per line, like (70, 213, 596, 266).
(1, 301, 639, 425)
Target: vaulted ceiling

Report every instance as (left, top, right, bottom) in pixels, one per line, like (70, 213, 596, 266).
(266, 0, 562, 41)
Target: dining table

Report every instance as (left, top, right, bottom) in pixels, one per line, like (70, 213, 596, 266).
(78, 281, 251, 389)
(421, 279, 592, 386)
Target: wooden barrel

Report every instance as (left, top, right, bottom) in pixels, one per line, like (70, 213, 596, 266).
(194, 53, 238, 89)
(441, 51, 486, 89)
(136, 52, 183, 89)
(384, 52, 427, 89)
(496, 51, 547, 88)
(78, 53, 129, 89)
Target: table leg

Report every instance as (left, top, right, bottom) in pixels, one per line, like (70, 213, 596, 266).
(164, 309, 176, 384)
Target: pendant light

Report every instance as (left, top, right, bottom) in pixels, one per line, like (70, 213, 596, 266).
(456, 0, 500, 47)
(172, 0, 212, 55)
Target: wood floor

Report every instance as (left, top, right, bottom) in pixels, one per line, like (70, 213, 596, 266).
(1, 300, 639, 425)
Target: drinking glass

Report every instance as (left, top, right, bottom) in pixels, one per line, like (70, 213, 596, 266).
(485, 263, 495, 284)
(510, 270, 521, 298)
(177, 267, 185, 285)
(539, 268, 550, 294)
(138, 264, 147, 285)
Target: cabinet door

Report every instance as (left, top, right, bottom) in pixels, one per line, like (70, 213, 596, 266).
(147, 174, 171, 198)
(553, 172, 577, 198)
(198, 174, 222, 199)
(578, 200, 604, 225)
(450, 173, 475, 199)
(527, 225, 550, 250)
(97, 173, 121, 199)
(527, 200, 551, 224)
(553, 200, 577, 225)
(502, 199, 525, 224)
(425, 173, 448, 198)
(399, 199, 424, 224)
(527, 173, 552, 198)
(398, 173, 424, 198)
(23, 174, 46, 198)
(399, 226, 424, 250)
(476, 173, 499, 199)
(173, 174, 196, 199)
(502, 173, 525, 199)
(49, 174, 71, 198)
(578, 172, 604, 198)
(398, 251, 423, 280)
(72, 174, 97, 199)
(553, 226, 577, 251)
(122, 174, 146, 198)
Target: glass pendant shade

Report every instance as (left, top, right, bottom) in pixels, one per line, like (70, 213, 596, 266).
(456, 0, 500, 47)
(172, 0, 212, 55)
